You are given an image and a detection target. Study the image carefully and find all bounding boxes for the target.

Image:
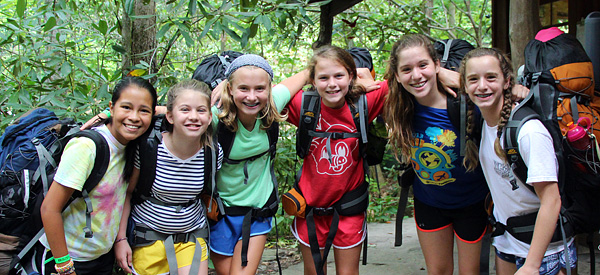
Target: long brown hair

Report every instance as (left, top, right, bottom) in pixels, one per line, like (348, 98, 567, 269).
(218, 66, 286, 132)
(307, 45, 366, 106)
(459, 48, 514, 169)
(384, 34, 445, 161)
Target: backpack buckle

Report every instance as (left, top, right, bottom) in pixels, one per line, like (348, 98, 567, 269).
(173, 232, 191, 243)
(313, 207, 334, 216)
(330, 132, 344, 139)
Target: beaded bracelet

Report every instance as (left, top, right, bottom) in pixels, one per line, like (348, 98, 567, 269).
(55, 258, 75, 275)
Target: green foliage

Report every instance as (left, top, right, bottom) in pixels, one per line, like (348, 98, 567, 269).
(0, 0, 492, 131)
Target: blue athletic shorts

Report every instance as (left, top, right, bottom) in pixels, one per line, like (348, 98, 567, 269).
(496, 241, 577, 275)
(208, 215, 272, 256)
(515, 241, 577, 275)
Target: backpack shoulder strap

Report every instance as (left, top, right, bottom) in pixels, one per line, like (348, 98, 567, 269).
(266, 121, 279, 159)
(217, 121, 235, 160)
(503, 104, 539, 186)
(446, 94, 468, 156)
(296, 90, 321, 158)
(349, 94, 369, 144)
(136, 115, 165, 201)
(67, 128, 110, 238)
(73, 130, 110, 195)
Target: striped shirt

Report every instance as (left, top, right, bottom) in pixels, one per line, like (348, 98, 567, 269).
(132, 140, 223, 234)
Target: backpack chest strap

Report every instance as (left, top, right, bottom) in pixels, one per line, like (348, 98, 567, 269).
(309, 130, 361, 163)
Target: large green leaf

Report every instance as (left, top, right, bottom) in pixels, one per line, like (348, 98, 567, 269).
(16, 0, 27, 18)
(44, 16, 56, 32)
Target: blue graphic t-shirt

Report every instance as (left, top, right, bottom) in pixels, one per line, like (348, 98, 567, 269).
(411, 102, 488, 209)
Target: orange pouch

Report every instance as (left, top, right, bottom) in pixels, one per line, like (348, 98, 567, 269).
(201, 194, 220, 221)
(282, 186, 306, 219)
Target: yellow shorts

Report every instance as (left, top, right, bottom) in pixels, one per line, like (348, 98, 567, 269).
(132, 237, 208, 275)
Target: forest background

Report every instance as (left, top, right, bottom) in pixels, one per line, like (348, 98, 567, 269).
(0, 0, 492, 240)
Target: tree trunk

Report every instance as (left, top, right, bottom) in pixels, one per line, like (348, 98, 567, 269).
(424, 0, 433, 35)
(122, 0, 157, 76)
(508, 0, 540, 70)
(313, 3, 333, 49)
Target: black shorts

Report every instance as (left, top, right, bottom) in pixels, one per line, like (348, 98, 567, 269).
(414, 198, 488, 243)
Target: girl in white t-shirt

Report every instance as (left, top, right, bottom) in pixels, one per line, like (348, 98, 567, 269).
(460, 48, 576, 275)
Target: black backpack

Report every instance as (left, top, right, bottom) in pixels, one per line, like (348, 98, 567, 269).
(495, 30, 600, 275)
(192, 51, 243, 89)
(0, 108, 109, 274)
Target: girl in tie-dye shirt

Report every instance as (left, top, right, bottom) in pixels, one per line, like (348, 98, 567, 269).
(29, 77, 157, 275)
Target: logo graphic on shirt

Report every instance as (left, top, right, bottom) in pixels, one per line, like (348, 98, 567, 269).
(411, 127, 457, 186)
(493, 160, 512, 179)
(310, 117, 357, 176)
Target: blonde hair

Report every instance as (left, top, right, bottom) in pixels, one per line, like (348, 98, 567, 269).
(166, 79, 214, 148)
(384, 34, 445, 161)
(459, 48, 515, 168)
(218, 66, 286, 132)
(307, 45, 366, 105)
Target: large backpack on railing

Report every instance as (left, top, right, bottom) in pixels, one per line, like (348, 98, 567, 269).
(500, 28, 600, 275)
(0, 108, 109, 275)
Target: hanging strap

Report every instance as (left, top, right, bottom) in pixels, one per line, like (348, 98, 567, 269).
(306, 208, 340, 275)
(441, 39, 454, 68)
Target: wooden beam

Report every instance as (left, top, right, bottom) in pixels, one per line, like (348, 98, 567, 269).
(309, 0, 363, 48)
(492, 0, 510, 54)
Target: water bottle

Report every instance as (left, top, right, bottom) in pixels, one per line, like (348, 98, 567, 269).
(566, 117, 592, 151)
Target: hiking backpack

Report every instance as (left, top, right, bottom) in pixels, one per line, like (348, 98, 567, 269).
(192, 50, 243, 89)
(0, 108, 109, 274)
(499, 28, 600, 274)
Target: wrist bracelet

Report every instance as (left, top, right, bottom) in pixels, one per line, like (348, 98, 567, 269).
(54, 254, 71, 264)
(102, 108, 111, 118)
(115, 237, 128, 244)
(55, 258, 74, 274)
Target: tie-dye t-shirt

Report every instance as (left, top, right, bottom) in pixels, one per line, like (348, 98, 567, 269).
(39, 125, 127, 261)
(410, 102, 488, 209)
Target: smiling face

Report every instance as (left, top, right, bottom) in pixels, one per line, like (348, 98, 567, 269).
(464, 55, 511, 118)
(228, 66, 270, 122)
(313, 57, 352, 109)
(108, 85, 154, 145)
(166, 89, 211, 141)
(395, 46, 441, 105)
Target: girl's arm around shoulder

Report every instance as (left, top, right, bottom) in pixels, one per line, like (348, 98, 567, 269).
(366, 80, 390, 119)
(278, 69, 309, 99)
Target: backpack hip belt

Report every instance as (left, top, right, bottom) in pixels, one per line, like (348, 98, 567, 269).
(133, 223, 208, 275)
